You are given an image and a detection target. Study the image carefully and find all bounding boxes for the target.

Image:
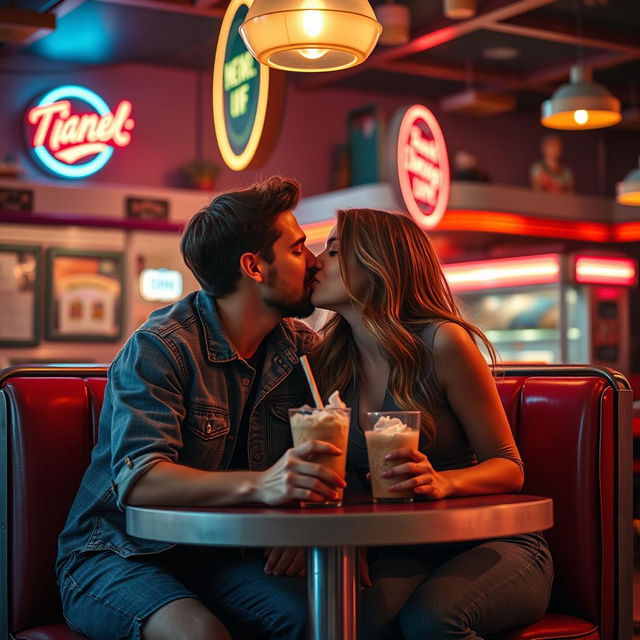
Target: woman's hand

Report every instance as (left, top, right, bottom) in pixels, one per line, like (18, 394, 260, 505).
(263, 547, 306, 577)
(358, 547, 372, 588)
(382, 448, 454, 499)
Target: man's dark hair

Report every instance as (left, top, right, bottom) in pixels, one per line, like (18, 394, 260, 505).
(180, 176, 300, 296)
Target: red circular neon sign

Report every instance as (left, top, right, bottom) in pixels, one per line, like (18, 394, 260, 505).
(395, 104, 449, 230)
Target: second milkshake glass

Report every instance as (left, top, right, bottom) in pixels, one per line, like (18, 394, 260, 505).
(364, 411, 420, 503)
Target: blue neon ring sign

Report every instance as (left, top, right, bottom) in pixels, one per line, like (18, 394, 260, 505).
(30, 85, 116, 179)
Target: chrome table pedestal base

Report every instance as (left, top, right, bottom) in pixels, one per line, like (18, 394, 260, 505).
(308, 545, 358, 640)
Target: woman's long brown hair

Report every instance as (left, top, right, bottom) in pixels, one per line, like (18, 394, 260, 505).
(312, 208, 498, 445)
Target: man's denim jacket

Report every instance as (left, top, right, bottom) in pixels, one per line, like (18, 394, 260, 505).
(57, 290, 316, 567)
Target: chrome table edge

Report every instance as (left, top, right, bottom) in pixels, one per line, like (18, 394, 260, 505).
(126, 496, 553, 547)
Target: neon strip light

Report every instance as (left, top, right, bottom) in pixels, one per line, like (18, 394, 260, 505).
(443, 254, 560, 291)
(302, 213, 640, 250)
(302, 219, 335, 246)
(439, 210, 610, 242)
(613, 222, 640, 242)
(574, 256, 637, 286)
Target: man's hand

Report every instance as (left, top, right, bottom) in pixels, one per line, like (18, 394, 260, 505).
(263, 547, 306, 576)
(255, 440, 346, 505)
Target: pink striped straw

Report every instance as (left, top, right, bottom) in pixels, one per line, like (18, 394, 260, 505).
(299, 355, 323, 408)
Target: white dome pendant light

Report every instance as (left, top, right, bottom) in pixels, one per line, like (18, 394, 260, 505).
(616, 157, 640, 206)
(541, 64, 621, 130)
(540, 2, 620, 130)
(239, 0, 383, 73)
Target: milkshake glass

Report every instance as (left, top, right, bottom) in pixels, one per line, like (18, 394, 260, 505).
(289, 405, 350, 507)
(364, 411, 420, 503)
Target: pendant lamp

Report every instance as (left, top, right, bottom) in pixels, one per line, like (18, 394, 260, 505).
(239, 0, 382, 73)
(616, 157, 640, 206)
(375, 1, 410, 46)
(541, 65, 621, 130)
(443, 0, 476, 20)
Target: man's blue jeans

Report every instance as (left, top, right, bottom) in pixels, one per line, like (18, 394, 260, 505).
(58, 546, 307, 640)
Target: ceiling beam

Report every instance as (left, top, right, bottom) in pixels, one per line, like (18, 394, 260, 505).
(331, 58, 559, 96)
(387, 60, 524, 88)
(373, 0, 556, 66)
(0, 0, 89, 52)
(299, 0, 556, 90)
(487, 14, 640, 57)
(192, 0, 226, 7)
(41, 0, 89, 18)
(385, 53, 634, 98)
(0, 7, 55, 44)
(96, 0, 224, 19)
(526, 50, 637, 85)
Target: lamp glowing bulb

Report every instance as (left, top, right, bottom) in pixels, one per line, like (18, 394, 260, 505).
(302, 10, 324, 37)
(573, 109, 589, 125)
(299, 48, 329, 59)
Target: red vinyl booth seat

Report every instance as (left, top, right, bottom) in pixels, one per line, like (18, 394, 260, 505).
(0, 364, 632, 640)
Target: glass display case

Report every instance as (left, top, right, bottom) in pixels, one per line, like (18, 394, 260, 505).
(444, 253, 636, 374)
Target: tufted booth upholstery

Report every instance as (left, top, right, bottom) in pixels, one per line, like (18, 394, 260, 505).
(0, 364, 632, 640)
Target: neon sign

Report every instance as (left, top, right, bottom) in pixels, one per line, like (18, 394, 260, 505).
(391, 104, 450, 230)
(212, 0, 284, 171)
(139, 269, 183, 302)
(26, 85, 135, 179)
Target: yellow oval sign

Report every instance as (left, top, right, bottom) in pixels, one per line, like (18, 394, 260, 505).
(213, 0, 285, 171)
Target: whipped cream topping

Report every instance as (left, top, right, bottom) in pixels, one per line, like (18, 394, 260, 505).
(327, 390, 347, 409)
(372, 416, 412, 434)
(292, 391, 348, 427)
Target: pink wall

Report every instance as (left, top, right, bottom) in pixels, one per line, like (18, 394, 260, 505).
(1, 62, 638, 198)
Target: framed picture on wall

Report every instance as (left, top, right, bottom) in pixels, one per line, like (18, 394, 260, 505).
(45, 248, 126, 342)
(0, 244, 41, 347)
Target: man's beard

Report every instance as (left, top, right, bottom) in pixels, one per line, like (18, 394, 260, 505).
(265, 295, 315, 318)
(263, 266, 315, 318)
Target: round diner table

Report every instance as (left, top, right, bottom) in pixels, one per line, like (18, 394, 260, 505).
(127, 494, 553, 640)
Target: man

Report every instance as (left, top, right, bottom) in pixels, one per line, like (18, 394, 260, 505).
(57, 176, 344, 640)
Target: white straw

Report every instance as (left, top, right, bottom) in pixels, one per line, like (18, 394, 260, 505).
(299, 355, 323, 409)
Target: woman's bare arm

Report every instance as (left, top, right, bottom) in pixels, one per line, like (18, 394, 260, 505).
(431, 322, 523, 496)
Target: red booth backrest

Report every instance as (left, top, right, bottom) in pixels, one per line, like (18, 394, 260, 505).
(1, 367, 630, 640)
(497, 377, 613, 629)
(6, 376, 107, 633)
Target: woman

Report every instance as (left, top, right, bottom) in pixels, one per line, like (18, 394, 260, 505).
(310, 208, 553, 640)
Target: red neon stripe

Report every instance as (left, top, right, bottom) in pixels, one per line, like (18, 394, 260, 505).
(443, 254, 560, 291)
(439, 210, 611, 242)
(574, 256, 637, 286)
(613, 222, 640, 242)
